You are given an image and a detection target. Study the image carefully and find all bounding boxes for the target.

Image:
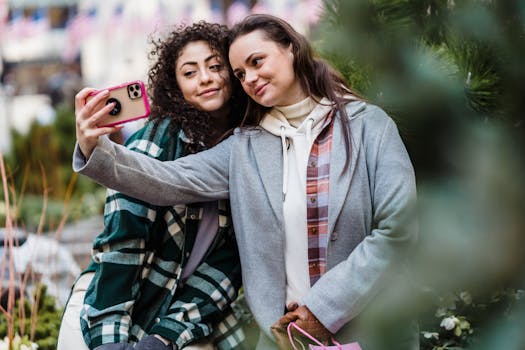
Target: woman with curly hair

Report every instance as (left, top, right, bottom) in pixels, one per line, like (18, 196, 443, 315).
(57, 21, 247, 350)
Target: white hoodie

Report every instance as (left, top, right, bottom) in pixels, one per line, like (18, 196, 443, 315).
(259, 97, 333, 305)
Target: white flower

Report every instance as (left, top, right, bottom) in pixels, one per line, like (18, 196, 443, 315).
(422, 332, 439, 340)
(440, 316, 459, 331)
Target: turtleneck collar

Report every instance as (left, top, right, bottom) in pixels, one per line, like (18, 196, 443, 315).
(273, 97, 318, 128)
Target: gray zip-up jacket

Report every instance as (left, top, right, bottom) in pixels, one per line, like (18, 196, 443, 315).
(74, 101, 419, 350)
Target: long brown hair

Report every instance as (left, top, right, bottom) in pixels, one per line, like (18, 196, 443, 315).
(148, 21, 247, 154)
(228, 14, 360, 167)
(229, 14, 360, 123)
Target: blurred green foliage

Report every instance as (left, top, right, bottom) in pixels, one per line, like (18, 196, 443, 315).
(2, 103, 104, 231)
(0, 285, 63, 350)
(317, 0, 525, 349)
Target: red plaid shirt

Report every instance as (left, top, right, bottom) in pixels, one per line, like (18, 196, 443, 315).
(306, 109, 336, 285)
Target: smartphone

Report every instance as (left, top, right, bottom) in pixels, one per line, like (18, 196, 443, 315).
(87, 80, 150, 127)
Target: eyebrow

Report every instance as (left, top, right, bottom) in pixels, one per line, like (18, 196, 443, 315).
(178, 54, 221, 71)
(244, 52, 259, 64)
(232, 52, 260, 74)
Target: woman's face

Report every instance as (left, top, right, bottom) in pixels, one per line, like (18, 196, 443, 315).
(175, 40, 232, 113)
(229, 30, 306, 107)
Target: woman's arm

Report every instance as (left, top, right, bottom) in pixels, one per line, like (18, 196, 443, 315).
(73, 135, 232, 205)
(74, 87, 231, 206)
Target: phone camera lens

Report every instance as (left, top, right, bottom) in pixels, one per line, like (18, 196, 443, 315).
(106, 98, 121, 116)
(127, 83, 142, 99)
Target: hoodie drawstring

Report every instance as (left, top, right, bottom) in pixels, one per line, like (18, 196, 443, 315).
(280, 125, 288, 201)
(280, 117, 314, 202)
(305, 118, 314, 145)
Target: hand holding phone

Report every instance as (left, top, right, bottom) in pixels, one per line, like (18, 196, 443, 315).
(86, 80, 150, 127)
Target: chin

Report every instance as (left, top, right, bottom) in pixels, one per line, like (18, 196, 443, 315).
(255, 97, 276, 108)
(201, 101, 227, 112)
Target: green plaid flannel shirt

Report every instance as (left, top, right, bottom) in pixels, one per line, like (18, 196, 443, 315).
(79, 118, 246, 349)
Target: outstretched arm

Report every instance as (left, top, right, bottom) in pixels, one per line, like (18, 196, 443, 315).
(74, 87, 231, 207)
(73, 134, 232, 206)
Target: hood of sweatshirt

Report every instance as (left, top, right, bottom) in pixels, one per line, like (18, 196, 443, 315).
(259, 97, 334, 200)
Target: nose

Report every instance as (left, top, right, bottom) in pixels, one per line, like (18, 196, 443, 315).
(244, 69, 258, 85)
(199, 68, 212, 84)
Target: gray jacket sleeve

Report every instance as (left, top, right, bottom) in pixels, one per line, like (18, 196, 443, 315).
(303, 109, 418, 333)
(73, 135, 231, 205)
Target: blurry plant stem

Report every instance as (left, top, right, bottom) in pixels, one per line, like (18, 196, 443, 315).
(0, 153, 16, 349)
(0, 156, 54, 346)
(54, 172, 77, 242)
(12, 164, 30, 223)
(27, 162, 48, 342)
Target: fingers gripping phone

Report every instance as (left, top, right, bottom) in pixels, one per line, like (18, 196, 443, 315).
(87, 80, 150, 127)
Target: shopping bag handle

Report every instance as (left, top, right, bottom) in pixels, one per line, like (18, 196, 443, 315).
(287, 322, 342, 350)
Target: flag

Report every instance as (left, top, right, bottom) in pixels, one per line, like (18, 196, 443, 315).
(0, 0, 8, 36)
(306, 0, 324, 24)
(227, 1, 249, 27)
(209, 0, 224, 24)
(251, 2, 270, 15)
(105, 3, 124, 37)
(5, 7, 50, 40)
(63, 6, 97, 62)
(28, 7, 50, 36)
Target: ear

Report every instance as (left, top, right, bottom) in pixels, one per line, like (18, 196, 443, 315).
(287, 43, 294, 58)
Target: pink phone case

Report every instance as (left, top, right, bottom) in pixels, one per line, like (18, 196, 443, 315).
(87, 80, 151, 127)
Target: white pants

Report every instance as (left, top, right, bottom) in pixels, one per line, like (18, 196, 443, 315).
(57, 272, 214, 350)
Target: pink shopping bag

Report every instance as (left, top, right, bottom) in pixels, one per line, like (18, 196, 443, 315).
(287, 322, 362, 350)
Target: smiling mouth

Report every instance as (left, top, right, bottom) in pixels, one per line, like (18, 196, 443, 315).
(254, 83, 268, 96)
(198, 88, 220, 96)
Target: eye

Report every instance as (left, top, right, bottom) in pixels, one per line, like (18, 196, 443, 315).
(183, 71, 196, 78)
(251, 57, 263, 66)
(234, 71, 245, 81)
(209, 64, 223, 72)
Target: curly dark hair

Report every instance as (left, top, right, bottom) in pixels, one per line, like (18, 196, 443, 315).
(147, 21, 246, 154)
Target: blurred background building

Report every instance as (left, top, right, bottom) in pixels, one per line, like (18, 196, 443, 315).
(0, 0, 324, 153)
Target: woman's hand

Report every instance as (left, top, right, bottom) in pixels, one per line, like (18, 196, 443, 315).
(277, 304, 332, 343)
(75, 88, 123, 159)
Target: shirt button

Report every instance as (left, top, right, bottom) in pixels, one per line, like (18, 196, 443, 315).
(310, 197, 317, 203)
(311, 227, 317, 234)
(155, 317, 160, 323)
(189, 214, 197, 220)
(309, 160, 317, 167)
(186, 252, 190, 257)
